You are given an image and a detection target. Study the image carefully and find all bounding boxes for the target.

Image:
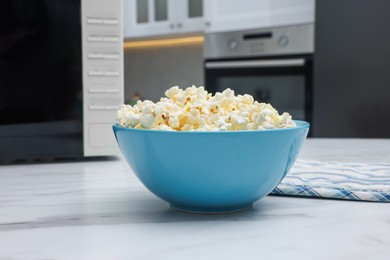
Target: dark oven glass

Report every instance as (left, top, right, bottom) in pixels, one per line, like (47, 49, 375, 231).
(205, 56, 313, 123)
(0, 0, 83, 161)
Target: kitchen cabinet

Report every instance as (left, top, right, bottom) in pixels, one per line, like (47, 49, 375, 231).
(123, 0, 204, 39)
(204, 0, 315, 33)
(123, 0, 314, 39)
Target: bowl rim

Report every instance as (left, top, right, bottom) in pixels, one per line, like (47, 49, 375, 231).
(113, 120, 309, 134)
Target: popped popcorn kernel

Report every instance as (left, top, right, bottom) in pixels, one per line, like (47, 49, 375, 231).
(117, 86, 297, 131)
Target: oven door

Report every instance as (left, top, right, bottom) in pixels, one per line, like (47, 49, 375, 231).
(205, 56, 313, 123)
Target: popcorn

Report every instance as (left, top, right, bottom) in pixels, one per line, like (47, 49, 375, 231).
(117, 86, 296, 131)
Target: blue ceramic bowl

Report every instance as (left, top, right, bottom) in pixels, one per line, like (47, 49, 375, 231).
(113, 120, 309, 213)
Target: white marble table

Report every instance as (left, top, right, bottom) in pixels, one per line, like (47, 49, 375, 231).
(1, 139, 389, 260)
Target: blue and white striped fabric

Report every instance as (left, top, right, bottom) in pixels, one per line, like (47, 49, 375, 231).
(271, 159, 390, 202)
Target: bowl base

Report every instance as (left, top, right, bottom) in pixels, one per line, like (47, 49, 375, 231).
(170, 204, 253, 215)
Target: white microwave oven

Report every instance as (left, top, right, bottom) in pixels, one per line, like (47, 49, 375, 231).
(0, 0, 124, 162)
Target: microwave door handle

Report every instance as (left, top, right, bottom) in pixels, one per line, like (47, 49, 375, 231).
(205, 59, 305, 69)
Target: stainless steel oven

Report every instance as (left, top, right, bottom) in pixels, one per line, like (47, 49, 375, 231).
(0, 0, 123, 162)
(204, 23, 314, 126)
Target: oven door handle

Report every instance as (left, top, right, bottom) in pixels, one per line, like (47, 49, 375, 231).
(205, 59, 305, 69)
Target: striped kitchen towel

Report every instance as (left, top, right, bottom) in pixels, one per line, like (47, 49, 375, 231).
(271, 159, 390, 202)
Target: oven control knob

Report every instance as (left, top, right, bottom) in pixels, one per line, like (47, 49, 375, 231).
(228, 39, 238, 50)
(278, 36, 289, 47)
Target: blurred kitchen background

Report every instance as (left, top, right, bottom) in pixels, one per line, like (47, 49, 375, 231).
(123, 0, 390, 137)
(123, 0, 311, 101)
(1, 0, 390, 163)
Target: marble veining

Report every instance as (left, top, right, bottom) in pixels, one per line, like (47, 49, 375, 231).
(1, 139, 390, 260)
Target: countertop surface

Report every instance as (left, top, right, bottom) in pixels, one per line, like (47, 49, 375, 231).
(1, 139, 390, 260)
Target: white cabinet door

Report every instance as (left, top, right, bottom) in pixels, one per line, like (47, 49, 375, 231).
(175, 0, 205, 34)
(124, 0, 205, 39)
(204, 0, 315, 33)
(123, 0, 177, 39)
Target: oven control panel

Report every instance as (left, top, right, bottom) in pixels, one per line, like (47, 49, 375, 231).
(82, 0, 123, 156)
(205, 23, 314, 59)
